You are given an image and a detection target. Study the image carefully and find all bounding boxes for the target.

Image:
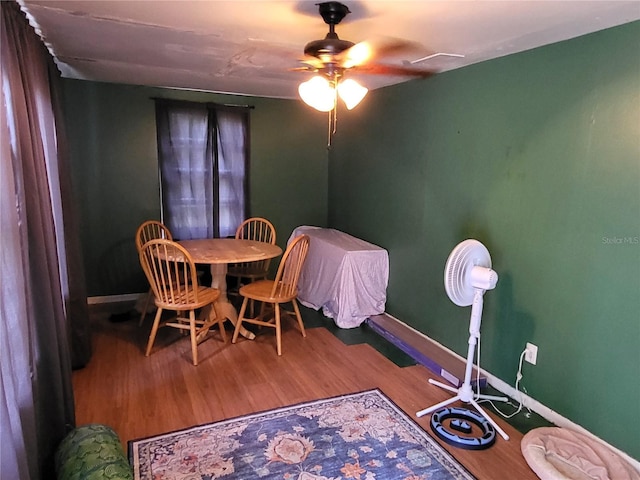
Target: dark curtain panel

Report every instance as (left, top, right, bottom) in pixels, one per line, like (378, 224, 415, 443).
(155, 99, 249, 240)
(48, 63, 92, 369)
(1, 1, 89, 477)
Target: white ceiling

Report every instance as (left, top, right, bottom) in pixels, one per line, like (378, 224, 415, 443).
(19, 0, 640, 99)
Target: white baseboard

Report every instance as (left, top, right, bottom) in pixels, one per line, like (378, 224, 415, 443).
(380, 312, 640, 470)
(87, 293, 144, 304)
(486, 373, 640, 469)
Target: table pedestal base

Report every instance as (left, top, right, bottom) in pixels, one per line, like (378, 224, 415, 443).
(196, 263, 255, 342)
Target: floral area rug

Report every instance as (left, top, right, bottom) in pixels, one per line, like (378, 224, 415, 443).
(129, 389, 475, 479)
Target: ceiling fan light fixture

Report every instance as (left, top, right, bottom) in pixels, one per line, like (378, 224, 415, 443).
(337, 78, 368, 110)
(298, 76, 336, 112)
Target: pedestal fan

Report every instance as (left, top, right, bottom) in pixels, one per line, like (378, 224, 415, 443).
(416, 239, 510, 441)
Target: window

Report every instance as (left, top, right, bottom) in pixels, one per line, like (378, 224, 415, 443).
(155, 99, 250, 239)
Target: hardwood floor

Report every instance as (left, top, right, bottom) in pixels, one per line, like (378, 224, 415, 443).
(73, 304, 538, 479)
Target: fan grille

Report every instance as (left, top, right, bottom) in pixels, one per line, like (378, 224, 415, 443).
(444, 239, 492, 306)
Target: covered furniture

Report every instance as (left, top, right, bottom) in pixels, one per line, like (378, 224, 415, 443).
(232, 234, 310, 355)
(55, 424, 132, 480)
(289, 226, 389, 328)
(139, 239, 225, 365)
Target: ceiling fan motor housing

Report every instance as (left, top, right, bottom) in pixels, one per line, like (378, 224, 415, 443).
(304, 38, 354, 58)
(304, 2, 355, 58)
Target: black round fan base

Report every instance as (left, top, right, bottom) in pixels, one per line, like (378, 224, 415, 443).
(430, 407, 496, 450)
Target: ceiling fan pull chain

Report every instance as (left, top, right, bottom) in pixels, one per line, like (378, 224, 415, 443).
(332, 93, 338, 135)
(326, 87, 339, 148)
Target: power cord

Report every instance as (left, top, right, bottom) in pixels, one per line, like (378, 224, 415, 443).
(475, 342, 532, 419)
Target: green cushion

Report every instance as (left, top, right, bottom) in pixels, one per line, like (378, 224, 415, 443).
(55, 424, 133, 480)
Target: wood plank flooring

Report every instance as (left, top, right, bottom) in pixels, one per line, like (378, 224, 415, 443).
(73, 305, 537, 479)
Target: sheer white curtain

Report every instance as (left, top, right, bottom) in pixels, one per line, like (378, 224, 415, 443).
(216, 108, 249, 238)
(155, 100, 249, 240)
(1, 81, 35, 479)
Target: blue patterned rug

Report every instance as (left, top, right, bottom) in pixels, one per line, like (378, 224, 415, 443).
(129, 389, 475, 479)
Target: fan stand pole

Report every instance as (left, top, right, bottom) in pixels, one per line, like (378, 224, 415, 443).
(416, 289, 510, 441)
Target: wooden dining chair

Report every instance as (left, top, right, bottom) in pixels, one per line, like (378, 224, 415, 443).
(135, 220, 174, 326)
(232, 234, 309, 356)
(227, 217, 277, 313)
(136, 220, 173, 251)
(139, 239, 226, 366)
(227, 217, 277, 283)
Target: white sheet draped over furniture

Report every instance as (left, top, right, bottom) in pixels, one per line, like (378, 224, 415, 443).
(288, 226, 389, 328)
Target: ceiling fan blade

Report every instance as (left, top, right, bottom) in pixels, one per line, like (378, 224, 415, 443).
(336, 36, 426, 68)
(290, 66, 317, 73)
(350, 62, 435, 78)
(298, 54, 328, 69)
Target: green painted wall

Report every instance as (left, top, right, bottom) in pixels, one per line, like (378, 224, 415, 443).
(61, 80, 329, 296)
(61, 22, 639, 459)
(329, 23, 640, 458)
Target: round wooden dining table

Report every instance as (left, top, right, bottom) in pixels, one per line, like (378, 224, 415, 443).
(178, 238, 282, 340)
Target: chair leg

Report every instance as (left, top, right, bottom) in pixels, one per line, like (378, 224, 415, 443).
(139, 288, 153, 327)
(232, 297, 250, 344)
(145, 307, 164, 357)
(291, 299, 306, 338)
(216, 308, 227, 343)
(274, 303, 282, 356)
(189, 310, 198, 366)
(200, 304, 226, 343)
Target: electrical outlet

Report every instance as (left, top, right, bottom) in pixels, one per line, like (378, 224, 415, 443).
(525, 342, 538, 365)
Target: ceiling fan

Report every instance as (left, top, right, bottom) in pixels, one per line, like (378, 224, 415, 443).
(293, 2, 435, 145)
(297, 2, 434, 79)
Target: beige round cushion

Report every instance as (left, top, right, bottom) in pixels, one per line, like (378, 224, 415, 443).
(521, 427, 639, 480)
